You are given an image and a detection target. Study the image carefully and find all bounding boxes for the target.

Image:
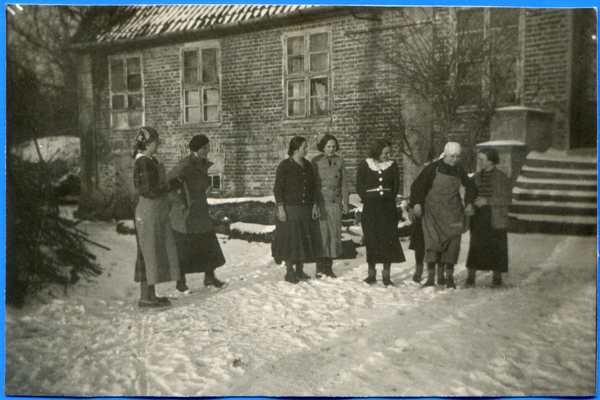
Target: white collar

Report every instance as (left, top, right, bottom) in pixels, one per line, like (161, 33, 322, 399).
(366, 158, 393, 171)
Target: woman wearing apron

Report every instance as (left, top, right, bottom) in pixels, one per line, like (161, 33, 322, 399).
(410, 142, 476, 289)
(132, 126, 180, 307)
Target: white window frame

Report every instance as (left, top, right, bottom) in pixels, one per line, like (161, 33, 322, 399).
(108, 54, 145, 129)
(181, 41, 221, 125)
(283, 29, 332, 121)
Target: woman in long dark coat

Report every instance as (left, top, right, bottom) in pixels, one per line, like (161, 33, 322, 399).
(466, 148, 512, 288)
(132, 126, 180, 308)
(272, 136, 320, 284)
(356, 139, 405, 286)
(168, 135, 226, 293)
(311, 134, 349, 278)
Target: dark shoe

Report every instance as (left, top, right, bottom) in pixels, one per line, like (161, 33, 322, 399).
(464, 280, 475, 289)
(154, 296, 172, 305)
(490, 278, 502, 288)
(204, 277, 227, 288)
(446, 275, 456, 289)
(421, 266, 436, 288)
(324, 264, 337, 278)
(421, 276, 435, 288)
(382, 270, 394, 287)
(436, 264, 446, 285)
(285, 271, 300, 284)
(412, 264, 423, 283)
(464, 269, 476, 288)
(295, 264, 311, 280)
(176, 282, 190, 294)
(364, 269, 377, 285)
(138, 298, 169, 308)
(315, 261, 325, 279)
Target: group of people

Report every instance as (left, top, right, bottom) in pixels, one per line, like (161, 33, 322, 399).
(131, 125, 512, 308)
(132, 127, 226, 308)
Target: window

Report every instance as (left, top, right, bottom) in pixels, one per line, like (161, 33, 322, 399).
(181, 43, 220, 124)
(109, 55, 144, 129)
(455, 8, 521, 106)
(284, 31, 331, 119)
(209, 174, 221, 192)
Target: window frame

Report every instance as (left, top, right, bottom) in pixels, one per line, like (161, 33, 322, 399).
(180, 41, 222, 126)
(108, 53, 145, 130)
(283, 29, 333, 122)
(454, 7, 523, 107)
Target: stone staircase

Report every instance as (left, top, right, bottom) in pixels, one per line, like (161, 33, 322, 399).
(509, 149, 597, 235)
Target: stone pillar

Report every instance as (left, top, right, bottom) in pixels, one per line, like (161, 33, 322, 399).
(489, 106, 554, 153)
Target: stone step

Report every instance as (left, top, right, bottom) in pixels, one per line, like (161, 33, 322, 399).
(512, 187, 597, 203)
(515, 176, 597, 191)
(524, 157, 598, 170)
(519, 165, 597, 181)
(508, 214, 597, 235)
(509, 213, 597, 224)
(510, 200, 597, 216)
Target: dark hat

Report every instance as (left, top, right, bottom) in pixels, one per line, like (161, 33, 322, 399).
(189, 135, 209, 152)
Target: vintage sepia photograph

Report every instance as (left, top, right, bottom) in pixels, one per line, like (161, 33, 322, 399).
(5, 3, 597, 397)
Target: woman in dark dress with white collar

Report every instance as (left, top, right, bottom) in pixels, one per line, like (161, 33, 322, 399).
(356, 139, 405, 286)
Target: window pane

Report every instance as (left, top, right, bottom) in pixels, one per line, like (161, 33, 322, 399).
(287, 36, 304, 55)
(184, 50, 198, 69)
(110, 59, 126, 92)
(204, 88, 219, 105)
(202, 48, 218, 83)
(112, 94, 125, 110)
(186, 107, 201, 123)
(204, 105, 219, 122)
(457, 8, 483, 32)
(113, 112, 128, 129)
(128, 94, 143, 109)
(310, 32, 328, 52)
(128, 111, 143, 127)
(311, 97, 329, 116)
(211, 175, 221, 190)
(185, 90, 200, 106)
(184, 68, 199, 86)
(490, 8, 519, 28)
(310, 78, 328, 96)
(310, 53, 328, 72)
(127, 57, 141, 74)
(288, 80, 305, 98)
(288, 55, 304, 74)
(288, 100, 305, 117)
(127, 74, 142, 92)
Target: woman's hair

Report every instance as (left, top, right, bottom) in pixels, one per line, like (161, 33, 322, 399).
(317, 134, 339, 153)
(478, 147, 500, 165)
(368, 139, 392, 159)
(288, 136, 307, 156)
(131, 126, 159, 159)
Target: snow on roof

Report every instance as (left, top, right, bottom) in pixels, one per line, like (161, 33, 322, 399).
(476, 140, 525, 146)
(86, 5, 318, 43)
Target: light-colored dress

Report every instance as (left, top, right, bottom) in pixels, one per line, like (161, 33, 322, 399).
(311, 153, 349, 259)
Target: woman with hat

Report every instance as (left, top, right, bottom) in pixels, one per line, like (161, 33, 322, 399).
(132, 126, 180, 307)
(410, 142, 477, 289)
(356, 139, 405, 286)
(311, 134, 349, 278)
(167, 135, 226, 293)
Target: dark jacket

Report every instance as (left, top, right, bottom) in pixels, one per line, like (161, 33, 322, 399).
(356, 159, 400, 201)
(167, 154, 214, 234)
(472, 167, 512, 229)
(274, 157, 315, 207)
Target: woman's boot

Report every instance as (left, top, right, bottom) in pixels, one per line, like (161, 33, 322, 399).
(382, 269, 394, 287)
(176, 273, 190, 293)
(436, 263, 446, 285)
(421, 263, 436, 287)
(412, 264, 424, 283)
(204, 270, 226, 288)
(364, 265, 377, 285)
(295, 262, 311, 280)
(285, 262, 300, 284)
(464, 269, 476, 288)
(491, 270, 502, 288)
(315, 258, 325, 278)
(445, 264, 456, 289)
(324, 258, 337, 278)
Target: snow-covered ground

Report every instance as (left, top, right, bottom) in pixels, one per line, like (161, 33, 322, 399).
(4, 206, 597, 397)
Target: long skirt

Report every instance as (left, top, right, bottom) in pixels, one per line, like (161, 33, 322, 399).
(316, 203, 343, 259)
(272, 205, 319, 264)
(361, 196, 405, 264)
(134, 196, 180, 285)
(172, 230, 226, 274)
(466, 206, 508, 272)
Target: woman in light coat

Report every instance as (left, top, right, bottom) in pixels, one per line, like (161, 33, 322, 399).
(465, 148, 512, 288)
(311, 134, 349, 278)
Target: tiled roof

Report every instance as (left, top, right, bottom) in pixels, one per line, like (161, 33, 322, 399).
(92, 5, 317, 43)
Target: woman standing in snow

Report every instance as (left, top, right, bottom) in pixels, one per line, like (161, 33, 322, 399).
(410, 142, 476, 289)
(168, 135, 226, 293)
(465, 148, 512, 288)
(311, 134, 349, 278)
(356, 139, 405, 286)
(272, 136, 320, 284)
(132, 126, 180, 308)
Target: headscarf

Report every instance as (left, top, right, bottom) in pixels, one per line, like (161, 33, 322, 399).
(189, 135, 209, 152)
(439, 142, 461, 159)
(132, 126, 159, 158)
